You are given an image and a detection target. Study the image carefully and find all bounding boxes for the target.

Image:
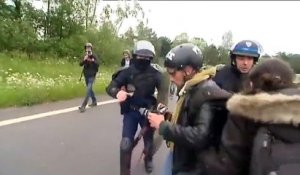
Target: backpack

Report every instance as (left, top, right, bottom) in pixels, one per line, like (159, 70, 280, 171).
(250, 126, 300, 175)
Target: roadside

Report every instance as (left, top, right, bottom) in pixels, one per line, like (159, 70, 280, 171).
(0, 94, 116, 122)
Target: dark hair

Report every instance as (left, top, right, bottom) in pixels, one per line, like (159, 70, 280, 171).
(243, 58, 296, 94)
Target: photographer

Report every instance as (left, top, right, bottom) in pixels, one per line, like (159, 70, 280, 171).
(78, 42, 100, 113)
(147, 43, 231, 175)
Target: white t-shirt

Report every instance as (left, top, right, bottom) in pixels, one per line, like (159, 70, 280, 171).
(124, 59, 130, 67)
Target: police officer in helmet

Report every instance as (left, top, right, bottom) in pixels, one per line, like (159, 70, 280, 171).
(106, 40, 168, 175)
(147, 43, 231, 175)
(213, 40, 262, 93)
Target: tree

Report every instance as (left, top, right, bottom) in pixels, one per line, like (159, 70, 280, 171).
(202, 44, 219, 66)
(99, 1, 145, 34)
(158, 36, 172, 58)
(190, 37, 208, 51)
(172, 32, 189, 47)
(221, 30, 233, 50)
(134, 21, 159, 62)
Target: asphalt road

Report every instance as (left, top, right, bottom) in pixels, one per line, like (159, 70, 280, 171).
(0, 95, 177, 175)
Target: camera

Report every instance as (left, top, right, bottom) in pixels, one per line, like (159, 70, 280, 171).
(138, 104, 172, 121)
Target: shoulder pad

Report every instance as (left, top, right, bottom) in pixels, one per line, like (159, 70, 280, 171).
(111, 66, 130, 79)
(151, 63, 165, 73)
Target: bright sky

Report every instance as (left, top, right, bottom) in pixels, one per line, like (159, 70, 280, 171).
(31, 0, 300, 55)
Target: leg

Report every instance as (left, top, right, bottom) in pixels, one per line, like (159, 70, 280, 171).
(88, 77, 97, 106)
(79, 76, 90, 112)
(120, 112, 139, 175)
(139, 116, 155, 173)
(162, 150, 173, 175)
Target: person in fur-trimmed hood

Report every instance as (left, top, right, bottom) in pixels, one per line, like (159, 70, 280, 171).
(202, 58, 300, 175)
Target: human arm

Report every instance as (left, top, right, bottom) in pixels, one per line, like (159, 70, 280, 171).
(148, 102, 214, 150)
(106, 68, 129, 101)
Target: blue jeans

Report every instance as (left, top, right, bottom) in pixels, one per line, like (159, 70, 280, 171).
(81, 76, 97, 106)
(162, 150, 173, 175)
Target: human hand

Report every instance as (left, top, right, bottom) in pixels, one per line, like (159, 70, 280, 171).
(116, 90, 128, 102)
(148, 112, 165, 129)
(83, 55, 89, 61)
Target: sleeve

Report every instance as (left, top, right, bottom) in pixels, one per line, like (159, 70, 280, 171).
(92, 54, 100, 68)
(158, 102, 214, 150)
(79, 56, 86, 66)
(105, 69, 129, 98)
(156, 71, 170, 106)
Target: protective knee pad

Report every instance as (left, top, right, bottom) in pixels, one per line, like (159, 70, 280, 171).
(120, 137, 132, 153)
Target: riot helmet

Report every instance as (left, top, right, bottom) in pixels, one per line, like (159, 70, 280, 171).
(132, 40, 155, 70)
(132, 40, 155, 59)
(230, 40, 262, 63)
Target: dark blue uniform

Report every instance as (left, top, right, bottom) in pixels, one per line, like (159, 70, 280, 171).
(213, 65, 247, 93)
(106, 64, 164, 175)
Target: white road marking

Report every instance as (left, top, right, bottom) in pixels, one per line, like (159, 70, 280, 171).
(0, 99, 119, 127)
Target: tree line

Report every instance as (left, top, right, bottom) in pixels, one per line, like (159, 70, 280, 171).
(0, 0, 299, 72)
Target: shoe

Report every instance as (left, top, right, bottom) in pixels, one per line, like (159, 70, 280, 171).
(78, 106, 86, 113)
(88, 102, 97, 107)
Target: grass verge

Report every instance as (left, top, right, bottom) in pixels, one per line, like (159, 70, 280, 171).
(0, 53, 116, 108)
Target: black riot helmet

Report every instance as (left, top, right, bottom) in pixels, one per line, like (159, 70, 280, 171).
(164, 43, 203, 70)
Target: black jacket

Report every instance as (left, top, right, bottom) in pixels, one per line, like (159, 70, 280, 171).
(158, 79, 231, 175)
(213, 65, 247, 93)
(106, 64, 169, 114)
(79, 54, 99, 77)
(206, 87, 300, 175)
(120, 58, 133, 67)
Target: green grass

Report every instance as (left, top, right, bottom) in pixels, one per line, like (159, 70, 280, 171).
(0, 53, 117, 108)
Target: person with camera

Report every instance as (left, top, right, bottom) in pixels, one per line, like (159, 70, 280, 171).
(106, 40, 169, 175)
(78, 42, 100, 113)
(147, 43, 231, 175)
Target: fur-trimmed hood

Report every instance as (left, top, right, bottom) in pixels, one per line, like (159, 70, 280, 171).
(226, 88, 300, 125)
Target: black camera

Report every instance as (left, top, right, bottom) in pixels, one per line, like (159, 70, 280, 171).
(138, 104, 172, 121)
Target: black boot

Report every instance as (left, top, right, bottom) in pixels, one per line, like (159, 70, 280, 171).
(143, 128, 155, 174)
(120, 138, 132, 175)
(120, 150, 132, 175)
(144, 155, 153, 174)
(143, 145, 154, 174)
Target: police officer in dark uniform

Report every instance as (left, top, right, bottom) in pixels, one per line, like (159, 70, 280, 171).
(213, 40, 262, 93)
(148, 43, 231, 175)
(106, 40, 169, 175)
